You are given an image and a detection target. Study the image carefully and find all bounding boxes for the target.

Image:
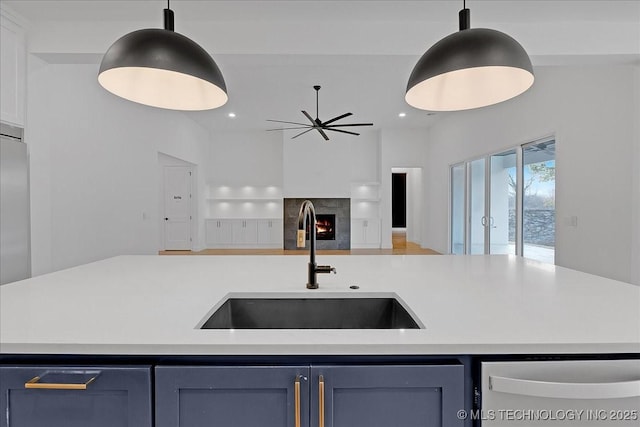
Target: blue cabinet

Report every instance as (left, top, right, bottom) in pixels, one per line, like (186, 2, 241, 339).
(156, 364, 464, 427)
(311, 365, 464, 427)
(156, 365, 310, 427)
(0, 365, 152, 427)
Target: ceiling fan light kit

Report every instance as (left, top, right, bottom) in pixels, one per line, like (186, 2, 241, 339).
(405, 1, 534, 112)
(266, 85, 373, 141)
(98, 2, 227, 111)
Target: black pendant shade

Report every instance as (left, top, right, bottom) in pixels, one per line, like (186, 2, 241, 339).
(406, 8, 534, 111)
(98, 8, 227, 111)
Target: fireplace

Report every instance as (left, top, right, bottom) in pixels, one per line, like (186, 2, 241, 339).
(307, 214, 336, 240)
(283, 198, 350, 250)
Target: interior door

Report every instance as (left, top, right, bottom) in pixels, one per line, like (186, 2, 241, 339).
(163, 166, 192, 250)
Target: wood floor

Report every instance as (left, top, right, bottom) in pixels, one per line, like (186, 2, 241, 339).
(159, 231, 440, 256)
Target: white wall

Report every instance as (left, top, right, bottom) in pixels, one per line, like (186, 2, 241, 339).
(426, 65, 639, 285)
(208, 130, 283, 187)
(380, 129, 428, 248)
(349, 134, 380, 183)
(283, 131, 377, 198)
(27, 60, 210, 275)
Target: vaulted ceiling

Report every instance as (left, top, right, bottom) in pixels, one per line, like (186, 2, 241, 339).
(5, 1, 639, 132)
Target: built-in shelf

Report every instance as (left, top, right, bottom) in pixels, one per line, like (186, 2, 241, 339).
(207, 184, 283, 220)
(352, 198, 381, 203)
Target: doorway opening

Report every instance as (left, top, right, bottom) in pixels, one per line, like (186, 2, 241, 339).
(391, 168, 423, 249)
(392, 173, 406, 229)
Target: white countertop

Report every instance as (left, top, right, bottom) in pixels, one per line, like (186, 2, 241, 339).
(1, 255, 639, 355)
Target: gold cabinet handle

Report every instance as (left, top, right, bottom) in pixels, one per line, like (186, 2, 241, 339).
(295, 375, 302, 427)
(318, 375, 325, 427)
(25, 374, 98, 390)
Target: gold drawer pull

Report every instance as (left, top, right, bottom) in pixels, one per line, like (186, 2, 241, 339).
(319, 375, 325, 427)
(25, 374, 98, 390)
(295, 375, 302, 427)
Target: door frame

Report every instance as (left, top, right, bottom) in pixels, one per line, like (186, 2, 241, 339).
(390, 167, 423, 246)
(162, 165, 194, 251)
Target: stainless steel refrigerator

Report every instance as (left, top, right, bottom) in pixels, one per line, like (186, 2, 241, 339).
(0, 122, 30, 285)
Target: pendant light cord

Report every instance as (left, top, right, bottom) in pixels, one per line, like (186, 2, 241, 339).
(459, 0, 470, 30)
(164, 0, 175, 31)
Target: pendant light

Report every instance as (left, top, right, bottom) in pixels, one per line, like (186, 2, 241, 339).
(406, 0, 534, 112)
(98, 1, 227, 111)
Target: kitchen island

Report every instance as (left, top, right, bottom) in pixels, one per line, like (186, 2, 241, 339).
(1, 254, 638, 355)
(1, 255, 638, 427)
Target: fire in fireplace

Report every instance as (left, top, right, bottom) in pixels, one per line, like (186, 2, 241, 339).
(306, 214, 336, 241)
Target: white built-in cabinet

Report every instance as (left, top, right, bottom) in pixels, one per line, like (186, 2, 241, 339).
(206, 218, 283, 248)
(206, 219, 234, 246)
(232, 219, 258, 245)
(351, 182, 381, 248)
(0, 8, 26, 127)
(352, 218, 381, 247)
(257, 219, 282, 246)
(205, 185, 283, 248)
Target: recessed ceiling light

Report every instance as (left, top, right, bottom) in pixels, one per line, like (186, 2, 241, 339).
(228, 112, 236, 118)
(398, 112, 407, 118)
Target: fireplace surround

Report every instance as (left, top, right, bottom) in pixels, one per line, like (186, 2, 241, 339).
(283, 198, 350, 250)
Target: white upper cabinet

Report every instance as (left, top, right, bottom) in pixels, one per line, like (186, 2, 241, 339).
(0, 8, 26, 127)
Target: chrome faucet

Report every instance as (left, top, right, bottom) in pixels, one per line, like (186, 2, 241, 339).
(297, 200, 336, 289)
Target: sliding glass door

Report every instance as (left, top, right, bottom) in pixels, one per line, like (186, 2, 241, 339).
(489, 149, 517, 255)
(522, 140, 556, 263)
(469, 158, 486, 254)
(450, 164, 466, 255)
(450, 139, 555, 263)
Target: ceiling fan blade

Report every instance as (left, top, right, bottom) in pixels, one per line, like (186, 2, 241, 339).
(291, 128, 315, 139)
(316, 128, 330, 141)
(266, 119, 310, 127)
(301, 110, 317, 126)
(322, 112, 353, 126)
(266, 126, 313, 131)
(325, 128, 360, 136)
(324, 123, 374, 127)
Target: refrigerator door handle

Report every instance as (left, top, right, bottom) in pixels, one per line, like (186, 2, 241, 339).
(489, 375, 640, 400)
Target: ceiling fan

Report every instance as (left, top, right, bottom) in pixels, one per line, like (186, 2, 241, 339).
(267, 85, 373, 141)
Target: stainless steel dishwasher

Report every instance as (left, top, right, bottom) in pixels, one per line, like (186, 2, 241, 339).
(480, 359, 640, 426)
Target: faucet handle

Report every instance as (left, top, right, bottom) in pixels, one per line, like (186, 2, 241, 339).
(316, 265, 336, 274)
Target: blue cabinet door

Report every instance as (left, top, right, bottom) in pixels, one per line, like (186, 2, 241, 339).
(156, 365, 310, 427)
(0, 365, 152, 427)
(310, 365, 465, 427)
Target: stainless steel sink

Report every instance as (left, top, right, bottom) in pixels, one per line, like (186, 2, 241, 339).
(200, 296, 421, 329)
